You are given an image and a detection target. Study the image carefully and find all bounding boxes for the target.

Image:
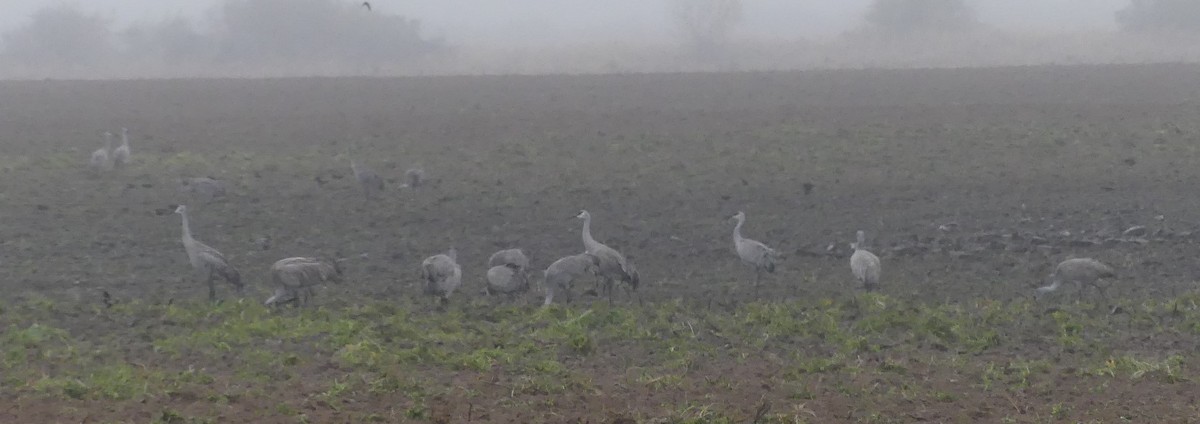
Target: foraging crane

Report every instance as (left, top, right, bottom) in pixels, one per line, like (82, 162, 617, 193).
(350, 158, 384, 200)
(486, 263, 529, 297)
(112, 127, 131, 167)
(1035, 258, 1116, 301)
(543, 253, 601, 305)
(575, 210, 639, 302)
(89, 132, 113, 172)
(265, 257, 342, 307)
(421, 247, 462, 305)
(850, 230, 881, 291)
(402, 167, 425, 188)
(174, 205, 242, 300)
(488, 248, 530, 282)
(730, 211, 777, 294)
(179, 177, 227, 203)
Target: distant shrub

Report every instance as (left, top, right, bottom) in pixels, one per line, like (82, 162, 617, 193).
(670, 0, 743, 59)
(1116, 0, 1200, 33)
(3, 6, 115, 65)
(215, 0, 440, 64)
(864, 0, 979, 35)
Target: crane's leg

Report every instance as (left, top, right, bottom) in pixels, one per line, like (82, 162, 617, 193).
(207, 270, 217, 301)
(754, 268, 762, 297)
(1092, 281, 1109, 302)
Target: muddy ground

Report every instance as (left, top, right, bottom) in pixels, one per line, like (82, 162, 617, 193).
(3, 64, 1200, 422)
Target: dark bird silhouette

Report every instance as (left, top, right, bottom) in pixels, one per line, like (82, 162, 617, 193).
(362, 2, 372, 11)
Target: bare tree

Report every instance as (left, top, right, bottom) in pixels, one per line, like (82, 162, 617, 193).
(864, 0, 978, 35)
(670, 0, 742, 59)
(3, 5, 115, 65)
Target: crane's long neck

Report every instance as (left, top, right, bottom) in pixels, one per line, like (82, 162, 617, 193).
(855, 232, 866, 251)
(120, 130, 129, 147)
(581, 215, 597, 249)
(733, 217, 745, 242)
(180, 211, 193, 242)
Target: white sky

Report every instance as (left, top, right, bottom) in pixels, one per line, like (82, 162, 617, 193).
(0, 1, 1132, 45)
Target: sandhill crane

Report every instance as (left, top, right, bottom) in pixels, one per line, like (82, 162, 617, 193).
(179, 177, 226, 202)
(488, 248, 529, 281)
(89, 132, 113, 172)
(350, 158, 384, 200)
(175, 205, 242, 300)
(112, 127, 131, 167)
(543, 253, 601, 306)
(1035, 258, 1116, 301)
(486, 263, 529, 298)
(421, 247, 462, 305)
(850, 230, 881, 291)
(362, 1, 371, 11)
(401, 167, 425, 188)
(265, 257, 342, 307)
(576, 210, 639, 302)
(730, 211, 777, 294)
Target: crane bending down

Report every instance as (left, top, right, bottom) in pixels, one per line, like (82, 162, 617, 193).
(422, 247, 462, 305)
(175, 205, 242, 300)
(1036, 258, 1116, 301)
(112, 127, 131, 167)
(488, 248, 530, 287)
(850, 230, 881, 291)
(576, 210, 639, 302)
(730, 211, 777, 294)
(265, 257, 342, 307)
(89, 132, 113, 172)
(362, 1, 371, 11)
(543, 253, 601, 306)
(486, 263, 528, 298)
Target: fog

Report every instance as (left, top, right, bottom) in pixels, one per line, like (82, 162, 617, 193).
(1, 0, 1197, 79)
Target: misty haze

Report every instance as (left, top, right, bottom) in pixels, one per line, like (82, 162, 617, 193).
(4, 0, 1200, 422)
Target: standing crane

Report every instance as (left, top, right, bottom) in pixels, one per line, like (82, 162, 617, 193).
(730, 211, 777, 295)
(575, 210, 639, 302)
(350, 158, 384, 201)
(112, 127, 131, 167)
(174, 205, 242, 300)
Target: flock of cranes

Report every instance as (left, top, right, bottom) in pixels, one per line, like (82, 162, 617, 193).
(94, 129, 1118, 308)
(89, 128, 131, 173)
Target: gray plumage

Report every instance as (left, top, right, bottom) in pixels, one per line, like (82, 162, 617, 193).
(350, 158, 384, 200)
(89, 132, 113, 172)
(112, 127, 131, 167)
(179, 177, 227, 202)
(421, 247, 462, 303)
(576, 210, 639, 301)
(402, 167, 425, 188)
(488, 248, 530, 282)
(488, 248, 529, 270)
(175, 205, 242, 300)
(850, 230, 881, 291)
(265, 257, 342, 307)
(486, 263, 528, 297)
(1035, 258, 1116, 300)
(731, 211, 777, 293)
(542, 253, 601, 305)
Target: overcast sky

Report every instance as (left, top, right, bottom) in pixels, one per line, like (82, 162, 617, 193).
(1, 0, 1131, 45)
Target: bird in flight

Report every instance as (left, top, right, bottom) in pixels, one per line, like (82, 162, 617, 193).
(362, 2, 371, 11)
